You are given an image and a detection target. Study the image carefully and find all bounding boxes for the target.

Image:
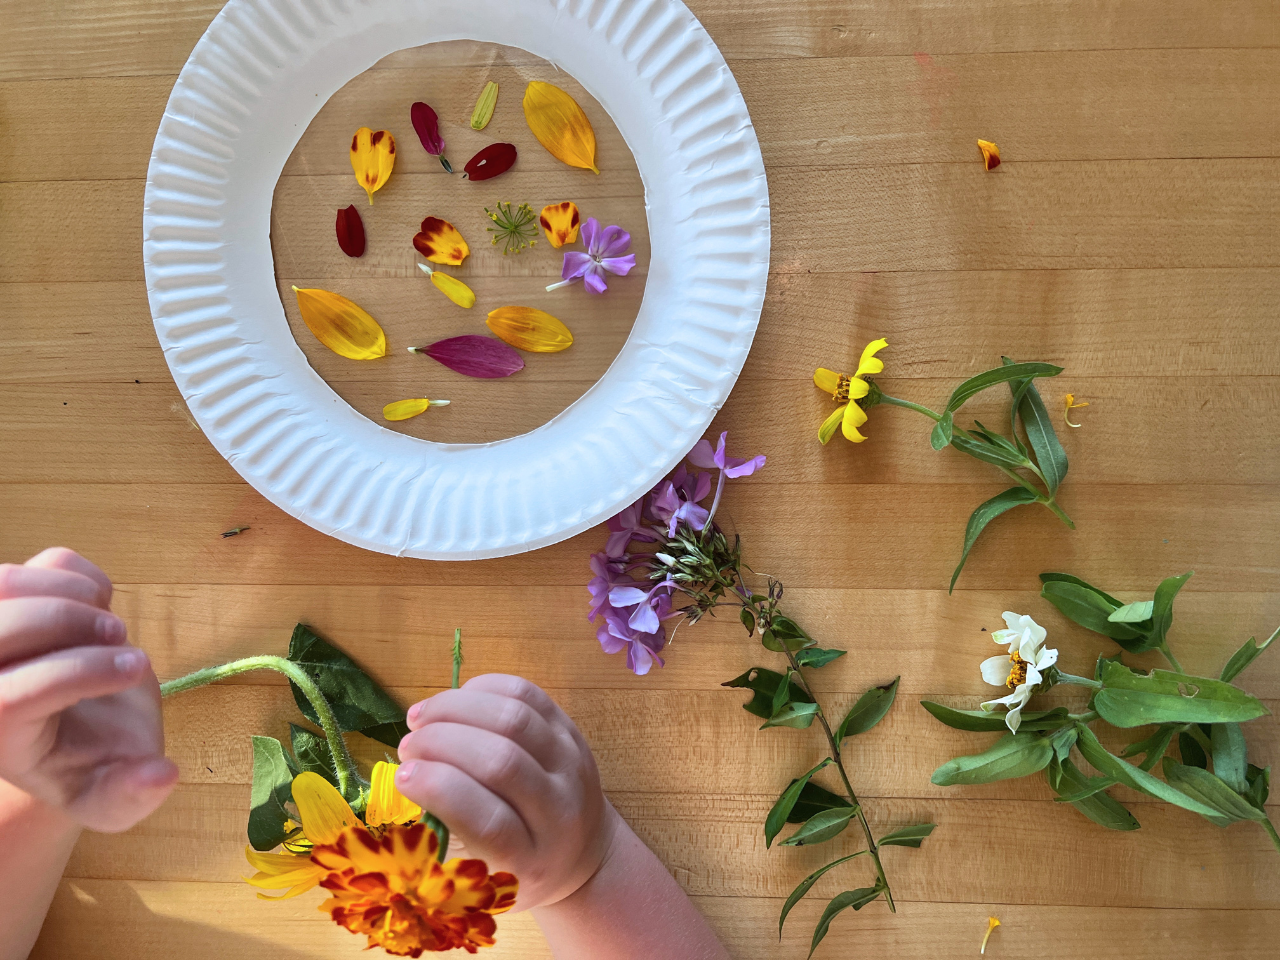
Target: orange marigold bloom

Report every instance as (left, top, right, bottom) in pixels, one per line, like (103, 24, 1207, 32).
(313, 822, 518, 956)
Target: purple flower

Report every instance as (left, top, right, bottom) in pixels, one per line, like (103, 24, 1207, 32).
(587, 552, 631, 622)
(596, 611, 666, 675)
(689, 431, 766, 478)
(605, 500, 657, 558)
(554, 218, 636, 294)
(608, 578, 675, 634)
(648, 464, 712, 536)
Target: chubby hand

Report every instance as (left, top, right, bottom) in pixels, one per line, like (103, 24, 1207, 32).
(0, 548, 177, 831)
(396, 674, 618, 911)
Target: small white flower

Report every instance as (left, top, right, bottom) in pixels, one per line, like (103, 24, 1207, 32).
(979, 612, 1058, 734)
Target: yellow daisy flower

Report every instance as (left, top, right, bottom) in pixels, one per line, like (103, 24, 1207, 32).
(813, 338, 888, 443)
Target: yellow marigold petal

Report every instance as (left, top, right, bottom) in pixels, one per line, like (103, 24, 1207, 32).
(981, 916, 1001, 954)
(845, 376, 871, 401)
(523, 81, 599, 174)
(538, 201, 581, 248)
(486, 306, 574, 353)
(413, 216, 470, 265)
(383, 399, 431, 421)
(365, 761, 424, 827)
(813, 368, 843, 394)
(471, 81, 499, 130)
(292, 771, 360, 845)
(432, 272, 476, 309)
(977, 139, 1001, 171)
(255, 879, 321, 901)
(853, 337, 888, 379)
(818, 405, 846, 444)
(350, 127, 396, 203)
(487, 871, 519, 915)
(292, 287, 387, 360)
(842, 400, 869, 442)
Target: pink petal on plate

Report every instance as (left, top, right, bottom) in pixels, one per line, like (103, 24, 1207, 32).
(415, 335, 524, 378)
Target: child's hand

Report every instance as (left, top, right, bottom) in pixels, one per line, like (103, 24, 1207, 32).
(396, 674, 619, 911)
(0, 548, 177, 832)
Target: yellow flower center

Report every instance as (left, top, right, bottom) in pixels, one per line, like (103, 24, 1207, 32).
(1006, 651, 1028, 688)
(833, 374, 853, 403)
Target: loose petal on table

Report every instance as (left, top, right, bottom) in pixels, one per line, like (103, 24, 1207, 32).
(334, 204, 365, 258)
(412, 336, 525, 379)
(487, 306, 574, 353)
(350, 127, 395, 202)
(292, 286, 386, 360)
(523, 81, 599, 173)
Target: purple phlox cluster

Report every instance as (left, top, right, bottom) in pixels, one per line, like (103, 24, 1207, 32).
(649, 464, 712, 535)
(587, 552, 672, 676)
(560, 218, 636, 293)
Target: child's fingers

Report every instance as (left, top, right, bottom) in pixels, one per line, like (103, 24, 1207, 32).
(461, 674, 561, 722)
(0, 597, 127, 667)
(394, 759, 533, 858)
(406, 689, 563, 769)
(0, 564, 108, 608)
(0, 646, 153, 723)
(24, 548, 113, 606)
(65, 756, 179, 833)
(399, 722, 553, 818)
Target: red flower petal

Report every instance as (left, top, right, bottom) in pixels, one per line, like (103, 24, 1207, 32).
(335, 204, 365, 257)
(410, 101, 446, 156)
(416, 335, 524, 378)
(462, 143, 517, 181)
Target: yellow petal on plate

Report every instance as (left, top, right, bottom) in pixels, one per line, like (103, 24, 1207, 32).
(292, 286, 386, 360)
(413, 216, 470, 265)
(364, 761, 424, 827)
(471, 81, 499, 130)
(350, 127, 395, 203)
(382, 398, 450, 421)
(291, 772, 360, 845)
(522, 81, 599, 174)
(486, 306, 574, 353)
(538, 201, 581, 248)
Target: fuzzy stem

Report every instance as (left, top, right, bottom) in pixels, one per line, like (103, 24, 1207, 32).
(1057, 672, 1103, 690)
(877, 394, 943, 421)
(1158, 643, 1185, 674)
(1261, 817, 1280, 854)
(161, 656, 359, 801)
(452, 628, 463, 690)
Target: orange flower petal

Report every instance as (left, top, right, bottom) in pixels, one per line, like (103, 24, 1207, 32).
(486, 306, 574, 353)
(350, 127, 395, 203)
(523, 81, 599, 174)
(539, 201, 581, 248)
(292, 286, 386, 360)
(413, 216, 470, 265)
(977, 138, 1000, 170)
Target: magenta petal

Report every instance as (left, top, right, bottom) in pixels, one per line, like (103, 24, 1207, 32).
(595, 226, 631, 258)
(687, 439, 717, 469)
(562, 250, 593, 281)
(583, 267, 609, 294)
(579, 217, 601, 252)
(419, 335, 523, 378)
(724, 454, 766, 478)
(410, 101, 445, 156)
(600, 254, 636, 277)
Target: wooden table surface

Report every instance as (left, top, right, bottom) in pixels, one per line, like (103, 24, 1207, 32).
(3, 1, 1279, 957)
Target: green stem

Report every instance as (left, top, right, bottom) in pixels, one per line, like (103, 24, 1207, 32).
(1068, 710, 1100, 723)
(161, 656, 359, 802)
(1158, 643, 1185, 674)
(452, 628, 463, 690)
(1058, 672, 1103, 690)
(1039, 496, 1076, 529)
(1261, 817, 1280, 854)
(1185, 723, 1213, 753)
(878, 394, 943, 421)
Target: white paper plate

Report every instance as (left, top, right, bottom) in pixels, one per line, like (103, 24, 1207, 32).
(143, 0, 770, 560)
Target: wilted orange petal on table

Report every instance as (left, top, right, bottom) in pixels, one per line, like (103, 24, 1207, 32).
(292, 286, 387, 360)
(413, 216, 470, 265)
(523, 81, 599, 174)
(487, 306, 574, 353)
(350, 127, 395, 202)
(977, 139, 1000, 170)
(539, 201, 581, 248)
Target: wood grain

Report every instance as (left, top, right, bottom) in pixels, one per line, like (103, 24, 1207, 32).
(1, 0, 1277, 957)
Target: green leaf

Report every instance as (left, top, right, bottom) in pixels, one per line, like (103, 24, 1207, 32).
(789, 781, 851, 824)
(794, 647, 846, 669)
(1039, 580, 1147, 644)
(1074, 723, 1225, 820)
(931, 733, 1054, 786)
(723, 667, 812, 720)
(1049, 756, 1139, 831)
(740, 607, 756, 635)
(287, 624, 408, 748)
(289, 723, 338, 787)
(765, 758, 832, 848)
(1017, 381, 1068, 493)
(771, 669, 793, 718)
(877, 823, 937, 848)
(930, 411, 954, 450)
(1120, 723, 1176, 772)
(1219, 626, 1279, 683)
(1039, 572, 1126, 607)
(1211, 722, 1248, 793)
(950, 433, 1032, 471)
(1245, 764, 1271, 810)
(810, 884, 884, 957)
(761, 614, 817, 652)
(943, 362, 1064, 415)
(1162, 759, 1266, 824)
(779, 806, 858, 847)
(836, 677, 900, 741)
(1109, 601, 1154, 623)
(1179, 730, 1209, 769)
(1094, 661, 1270, 727)
(1048, 724, 1078, 762)
(950, 486, 1041, 592)
(920, 701, 1069, 733)
(762, 701, 821, 730)
(248, 736, 297, 851)
(1150, 572, 1192, 648)
(779, 853, 868, 937)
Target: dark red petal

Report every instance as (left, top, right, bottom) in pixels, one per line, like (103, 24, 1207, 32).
(462, 143, 517, 181)
(335, 204, 365, 257)
(418, 335, 524, 378)
(411, 101, 446, 156)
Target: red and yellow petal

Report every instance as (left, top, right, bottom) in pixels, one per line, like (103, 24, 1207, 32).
(413, 217, 470, 265)
(977, 139, 1000, 170)
(350, 127, 396, 203)
(538, 201, 581, 247)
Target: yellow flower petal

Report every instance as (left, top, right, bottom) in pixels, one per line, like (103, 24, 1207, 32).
(383, 398, 451, 422)
(292, 771, 359, 845)
(538, 201, 581, 248)
(977, 139, 1001, 171)
(813, 368, 843, 394)
(818, 405, 846, 444)
(853, 338, 888, 379)
(365, 761, 424, 828)
(981, 916, 1001, 954)
(432, 271, 476, 309)
(1063, 393, 1089, 428)
(486, 306, 574, 353)
(523, 82, 599, 174)
(350, 127, 395, 203)
(846, 376, 871, 401)
(471, 81, 498, 130)
(842, 399, 869, 442)
(413, 217, 470, 266)
(292, 287, 387, 360)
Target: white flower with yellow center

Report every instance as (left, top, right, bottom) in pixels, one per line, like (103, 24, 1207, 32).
(979, 612, 1058, 734)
